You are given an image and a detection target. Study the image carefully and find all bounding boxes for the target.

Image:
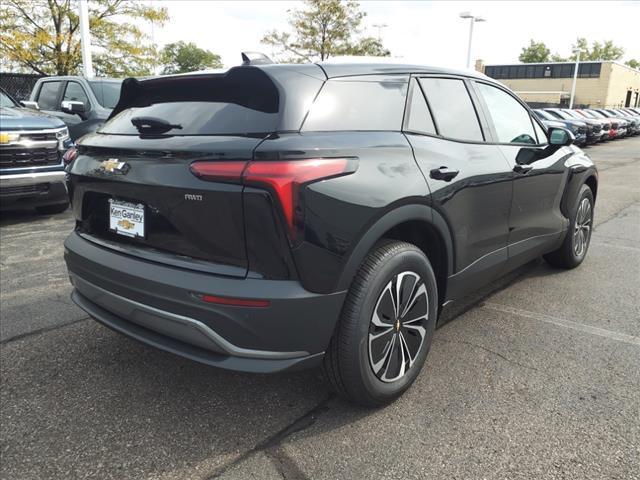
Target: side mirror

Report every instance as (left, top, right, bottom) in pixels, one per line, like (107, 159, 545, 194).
(20, 101, 39, 110)
(61, 100, 86, 117)
(548, 127, 574, 146)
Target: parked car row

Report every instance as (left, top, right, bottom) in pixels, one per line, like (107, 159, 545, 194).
(533, 107, 640, 146)
(0, 88, 73, 213)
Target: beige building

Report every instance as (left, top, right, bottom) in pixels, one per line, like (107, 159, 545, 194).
(476, 60, 640, 108)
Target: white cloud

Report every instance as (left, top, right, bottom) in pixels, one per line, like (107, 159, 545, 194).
(145, 0, 640, 69)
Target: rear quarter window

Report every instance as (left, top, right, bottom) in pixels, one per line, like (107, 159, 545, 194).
(302, 76, 408, 132)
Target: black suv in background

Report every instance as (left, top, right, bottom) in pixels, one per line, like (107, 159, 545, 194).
(27, 77, 122, 141)
(0, 88, 72, 213)
(64, 63, 597, 406)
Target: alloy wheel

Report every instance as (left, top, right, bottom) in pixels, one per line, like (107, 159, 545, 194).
(574, 197, 592, 257)
(368, 271, 429, 383)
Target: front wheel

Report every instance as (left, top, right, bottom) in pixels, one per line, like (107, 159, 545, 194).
(544, 184, 594, 269)
(322, 241, 438, 406)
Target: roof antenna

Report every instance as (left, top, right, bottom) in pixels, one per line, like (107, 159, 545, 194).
(241, 52, 275, 65)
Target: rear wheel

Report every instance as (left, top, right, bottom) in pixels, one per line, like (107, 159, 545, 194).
(544, 184, 594, 269)
(36, 202, 68, 215)
(322, 241, 437, 406)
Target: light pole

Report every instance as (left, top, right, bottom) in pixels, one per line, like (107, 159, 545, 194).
(459, 12, 486, 69)
(372, 23, 388, 42)
(78, 0, 94, 78)
(569, 48, 581, 109)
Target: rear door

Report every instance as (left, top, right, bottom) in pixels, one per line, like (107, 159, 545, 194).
(404, 76, 513, 299)
(471, 80, 566, 266)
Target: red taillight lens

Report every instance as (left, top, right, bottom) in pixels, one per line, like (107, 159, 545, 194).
(190, 161, 247, 182)
(63, 147, 78, 165)
(243, 158, 357, 233)
(190, 158, 358, 239)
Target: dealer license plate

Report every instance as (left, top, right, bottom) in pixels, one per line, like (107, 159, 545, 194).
(109, 199, 145, 238)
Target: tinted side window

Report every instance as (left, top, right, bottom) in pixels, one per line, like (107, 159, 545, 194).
(36, 81, 61, 110)
(418, 78, 483, 142)
(63, 82, 90, 107)
(302, 77, 408, 131)
(476, 82, 537, 144)
(405, 79, 435, 135)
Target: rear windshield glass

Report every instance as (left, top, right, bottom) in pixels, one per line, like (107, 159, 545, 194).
(302, 76, 408, 131)
(89, 81, 122, 109)
(100, 69, 279, 136)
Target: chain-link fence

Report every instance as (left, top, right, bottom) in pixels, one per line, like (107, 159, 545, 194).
(0, 73, 45, 101)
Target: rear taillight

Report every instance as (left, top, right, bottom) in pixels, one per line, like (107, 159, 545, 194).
(190, 158, 358, 239)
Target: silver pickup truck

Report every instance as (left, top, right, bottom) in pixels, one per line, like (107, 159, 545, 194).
(1, 88, 72, 214)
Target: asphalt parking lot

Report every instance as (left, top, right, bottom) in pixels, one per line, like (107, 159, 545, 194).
(1, 138, 639, 480)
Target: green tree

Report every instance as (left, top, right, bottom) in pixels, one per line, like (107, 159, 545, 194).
(625, 59, 639, 69)
(0, 0, 168, 76)
(519, 40, 550, 63)
(261, 0, 390, 62)
(160, 41, 223, 74)
(569, 38, 624, 61)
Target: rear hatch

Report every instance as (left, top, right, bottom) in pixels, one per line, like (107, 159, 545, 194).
(68, 68, 288, 277)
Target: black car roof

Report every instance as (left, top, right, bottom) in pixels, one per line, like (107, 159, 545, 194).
(315, 62, 491, 80)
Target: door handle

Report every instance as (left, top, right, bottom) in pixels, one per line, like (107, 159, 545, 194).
(513, 164, 533, 174)
(430, 166, 459, 182)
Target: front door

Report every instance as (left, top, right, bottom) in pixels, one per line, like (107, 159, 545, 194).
(404, 77, 514, 301)
(471, 80, 567, 267)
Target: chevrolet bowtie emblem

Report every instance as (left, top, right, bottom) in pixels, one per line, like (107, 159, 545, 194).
(117, 219, 135, 230)
(100, 158, 129, 174)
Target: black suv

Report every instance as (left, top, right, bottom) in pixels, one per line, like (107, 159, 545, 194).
(64, 63, 597, 406)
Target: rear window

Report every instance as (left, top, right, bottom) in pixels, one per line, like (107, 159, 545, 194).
(302, 76, 408, 132)
(100, 69, 279, 136)
(89, 81, 122, 109)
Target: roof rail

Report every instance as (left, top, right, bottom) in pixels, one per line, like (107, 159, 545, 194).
(241, 52, 275, 66)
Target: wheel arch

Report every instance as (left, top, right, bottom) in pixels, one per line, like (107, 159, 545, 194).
(336, 204, 453, 308)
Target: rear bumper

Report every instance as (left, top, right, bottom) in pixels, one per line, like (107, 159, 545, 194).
(64, 231, 346, 373)
(0, 170, 68, 209)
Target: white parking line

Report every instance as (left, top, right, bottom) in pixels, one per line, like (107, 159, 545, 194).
(483, 302, 640, 347)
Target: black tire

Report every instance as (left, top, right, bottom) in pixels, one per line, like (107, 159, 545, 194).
(322, 241, 438, 407)
(36, 202, 69, 215)
(544, 184, 594, 269)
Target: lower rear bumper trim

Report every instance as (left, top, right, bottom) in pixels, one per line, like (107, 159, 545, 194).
(70, 273, 309, 360)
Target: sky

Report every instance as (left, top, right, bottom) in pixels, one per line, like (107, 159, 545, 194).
(143, 0, 640, 70)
